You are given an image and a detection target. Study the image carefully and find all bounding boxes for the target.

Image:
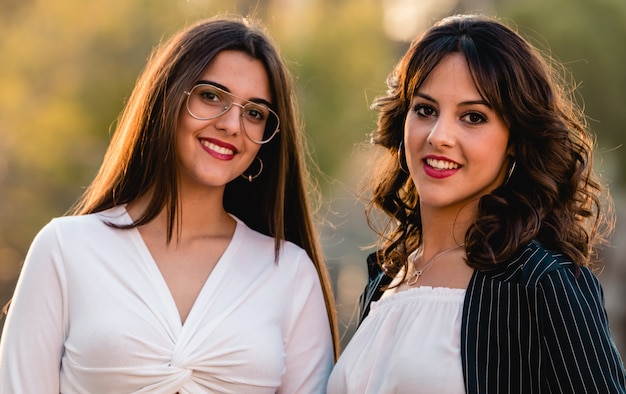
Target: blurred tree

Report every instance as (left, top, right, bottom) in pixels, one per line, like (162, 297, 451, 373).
(0, 0, 191, 286)
(273, 0, 397, 189)
(499, 0, 626, 186)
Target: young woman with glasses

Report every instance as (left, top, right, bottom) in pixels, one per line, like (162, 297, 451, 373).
(0, 16, 338, 393)
(327, 14, 625, 393)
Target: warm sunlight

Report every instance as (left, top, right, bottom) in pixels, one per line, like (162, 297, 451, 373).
(381, 0, 459, 41)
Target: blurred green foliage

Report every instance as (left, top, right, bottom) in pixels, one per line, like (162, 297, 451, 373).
(1, 0, 625, 351)
(500, 0, 626, 184)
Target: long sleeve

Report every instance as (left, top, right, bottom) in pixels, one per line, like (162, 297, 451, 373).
(462, 241, 626, 393)
(278, 250, 334, 394)
(0, 222, 67, 393)
(539, 266, 626, 392)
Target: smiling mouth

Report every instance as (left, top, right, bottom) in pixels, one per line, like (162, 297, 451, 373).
(425, 158, 460, 170)
(201, 140, 235, 155)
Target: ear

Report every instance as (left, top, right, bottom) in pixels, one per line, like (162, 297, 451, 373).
(506, 143, 515, 157)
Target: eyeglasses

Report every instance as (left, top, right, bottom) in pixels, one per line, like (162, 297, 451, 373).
(184, 83, 280, 144)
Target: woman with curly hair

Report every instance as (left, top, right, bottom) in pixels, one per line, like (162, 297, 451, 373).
(328, 14, 625, 393)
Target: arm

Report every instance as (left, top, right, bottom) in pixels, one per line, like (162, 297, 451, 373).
(0, 221, 67, 393)
(277, 251, 334, 394)
(539, 266, 626, 393)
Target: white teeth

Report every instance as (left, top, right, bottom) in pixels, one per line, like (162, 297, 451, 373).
(426, 158, 460, 170)
(201, 140, 234, 155)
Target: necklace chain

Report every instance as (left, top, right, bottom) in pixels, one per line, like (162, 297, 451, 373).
(406, 244, 464, 286)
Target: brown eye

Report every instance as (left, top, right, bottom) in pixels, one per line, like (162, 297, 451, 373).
(462, 112, 487, 124)
(413, 104, 436, 117)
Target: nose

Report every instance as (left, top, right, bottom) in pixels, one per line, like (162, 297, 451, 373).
(214, 103, 243, 136)
(426, 115, 455, 148)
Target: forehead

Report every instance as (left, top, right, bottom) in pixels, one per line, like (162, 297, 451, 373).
(199, 50, 272, 102)
(417, 53, 481, 99)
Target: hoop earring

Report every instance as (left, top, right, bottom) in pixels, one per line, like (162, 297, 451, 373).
(398, 141, 409, 174)
(241, 157, 264, 182)
(504, 159, 516, 184)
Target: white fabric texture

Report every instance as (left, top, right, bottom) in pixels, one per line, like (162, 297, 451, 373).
(326, 286, 466, 394)
(0, 206, 333, 393)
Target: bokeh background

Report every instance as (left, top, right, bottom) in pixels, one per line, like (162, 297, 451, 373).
(1, 0, 625, 356)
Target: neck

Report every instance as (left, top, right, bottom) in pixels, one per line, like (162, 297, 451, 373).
(418, 205, 474, 255)
(127, 186, 235, 241)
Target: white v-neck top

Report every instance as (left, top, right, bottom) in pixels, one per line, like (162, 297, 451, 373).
(0, 206, 333, 393)
(327, 286, 466, 394)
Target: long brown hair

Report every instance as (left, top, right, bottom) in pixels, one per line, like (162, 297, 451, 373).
(366, 14, 614, 276)
(68, 16, 339, 358)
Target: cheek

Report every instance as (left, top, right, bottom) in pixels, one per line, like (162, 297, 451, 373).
(404, 113, 430, 141)
(176, 111, 206, 150)
(243, 142, 262, 162)
(404, 120, 427, 159)
(474, 135, 509, 177)
(177, 109, 197, 136)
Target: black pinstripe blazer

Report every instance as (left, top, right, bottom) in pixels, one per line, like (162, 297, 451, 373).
(358, 240, 626, 393)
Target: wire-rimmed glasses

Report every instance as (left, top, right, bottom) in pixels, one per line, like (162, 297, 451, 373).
(184, 83, 280, 144)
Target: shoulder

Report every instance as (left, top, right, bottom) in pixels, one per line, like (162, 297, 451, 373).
(19, 208, 128, 277)
(518, 240, 575, 286)
(358, 252, 393, 324)
(233, 215, 314, 274)
(40, 206, 127, 242)
(233, 215, 302, 255)
(470, 241, 605, 315)
(363, 251, 392, 290)
(49, 205, 127, 228)
(33, 207, 120, 240)
(366, 251, 385, 280)
(480, 240, 578, 287)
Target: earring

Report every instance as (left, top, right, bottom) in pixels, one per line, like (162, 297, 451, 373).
(398, 141, 409, 174)
(504, 159, 516, 184)
(241, 157, 264, 182)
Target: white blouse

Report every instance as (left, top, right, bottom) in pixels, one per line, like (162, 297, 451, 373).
(0, 206, 333, 393)
(327, 286, 466, 394)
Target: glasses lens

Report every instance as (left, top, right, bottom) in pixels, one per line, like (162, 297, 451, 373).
(240, 103, 280, 144)
(186, 85, 231, 120)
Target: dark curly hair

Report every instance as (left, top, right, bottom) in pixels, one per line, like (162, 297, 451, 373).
(365, 14, 614, 276)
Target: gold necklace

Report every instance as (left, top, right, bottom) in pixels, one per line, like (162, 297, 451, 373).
(406, 244, 464, 286)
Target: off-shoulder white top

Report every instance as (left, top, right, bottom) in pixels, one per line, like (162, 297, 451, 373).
(327, 285, 465, 393)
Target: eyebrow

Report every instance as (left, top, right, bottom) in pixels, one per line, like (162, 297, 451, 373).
(415, 92, 493, 109)
(197, 80, 273, 108)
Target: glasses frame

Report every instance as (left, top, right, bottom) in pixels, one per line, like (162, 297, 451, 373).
(184, 83, 280, 145)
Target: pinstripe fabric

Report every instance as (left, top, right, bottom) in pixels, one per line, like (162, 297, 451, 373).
(358, 240, 626, 393)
